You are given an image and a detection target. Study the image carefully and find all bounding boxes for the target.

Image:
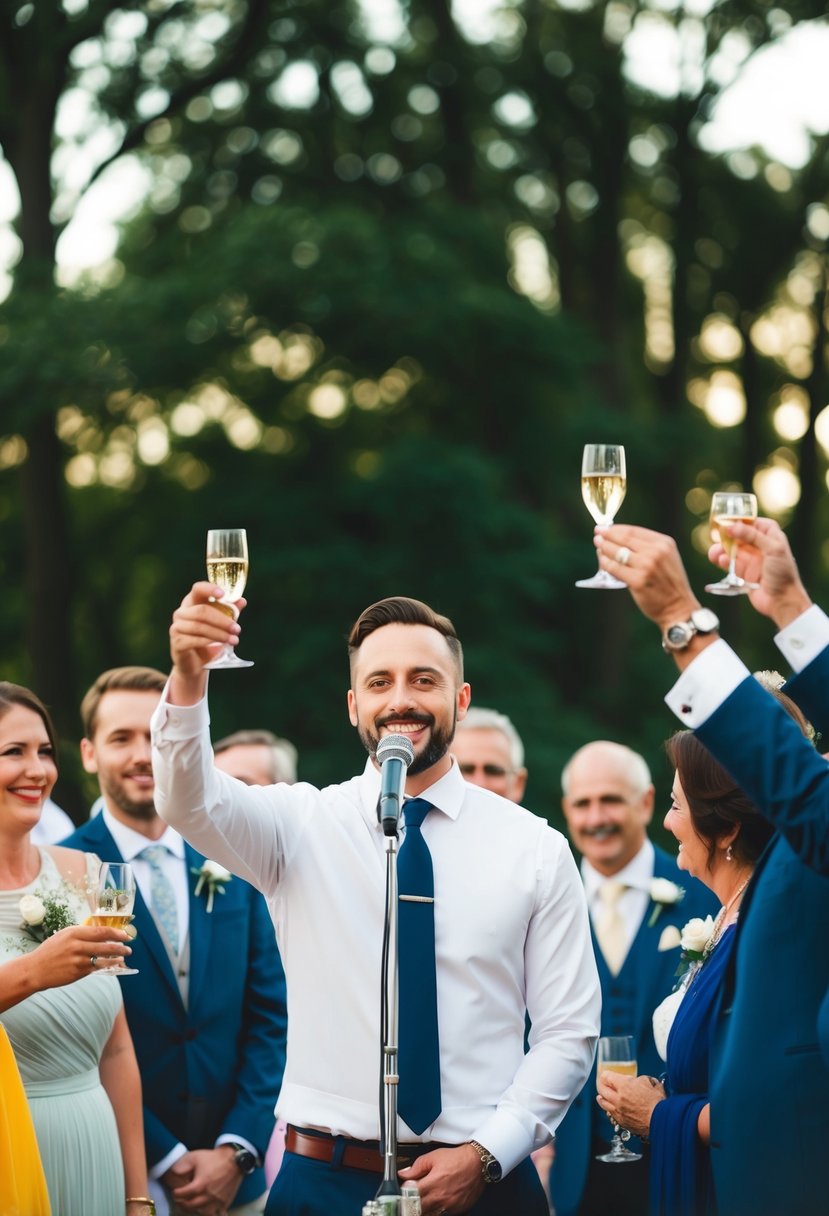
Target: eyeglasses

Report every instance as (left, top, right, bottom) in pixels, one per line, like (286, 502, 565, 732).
(459, 763, 511, 779)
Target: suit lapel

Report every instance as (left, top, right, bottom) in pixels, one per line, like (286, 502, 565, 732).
(185, 843, 211, 1006)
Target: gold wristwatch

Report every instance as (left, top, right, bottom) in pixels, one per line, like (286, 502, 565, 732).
(468, 1139, 502, 1183)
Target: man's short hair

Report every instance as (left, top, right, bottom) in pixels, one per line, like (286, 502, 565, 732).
(560, 741, 652, 798)
(347, 596, 463, 677)
(213, 729, 298, 784)
(456, 707, 524, 769)
(81, 666, 167, 738)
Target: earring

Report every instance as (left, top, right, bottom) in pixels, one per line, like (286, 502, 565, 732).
(726, 844, 733, 862)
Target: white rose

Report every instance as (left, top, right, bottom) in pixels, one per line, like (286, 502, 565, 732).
(650, 878, 684, 905)
(19, 894, 46, 926)
(657, 924, 682, 952)
(680, 915, 715, 954)
(201, 861, 231, 882)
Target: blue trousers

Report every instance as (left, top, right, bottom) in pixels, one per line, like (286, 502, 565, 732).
(265, 1151, 548, 1215)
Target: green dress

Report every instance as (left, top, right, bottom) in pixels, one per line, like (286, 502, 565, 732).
(0, 849, 125, 1216)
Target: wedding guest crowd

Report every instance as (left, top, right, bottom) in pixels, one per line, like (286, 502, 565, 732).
(1, 509, 828, 1216)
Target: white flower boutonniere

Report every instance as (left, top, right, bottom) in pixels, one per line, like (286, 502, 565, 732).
(192, 860, 232, 913)
(674, 914, 717, 981)
(19, 892, 75, 943)
(647, 878, 685, 927)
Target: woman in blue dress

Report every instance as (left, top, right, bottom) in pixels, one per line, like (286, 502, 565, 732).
(596, 696, 810, 1216)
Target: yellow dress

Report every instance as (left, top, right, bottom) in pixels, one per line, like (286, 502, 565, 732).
(0, 1022, 51, 1215)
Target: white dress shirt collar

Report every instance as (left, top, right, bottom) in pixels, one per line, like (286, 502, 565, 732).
(101, 806, 185, 862)
(581, 838, 655, 899)
(354, 754, 467, 828)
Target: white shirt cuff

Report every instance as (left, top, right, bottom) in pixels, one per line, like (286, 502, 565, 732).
(150, 678, 211, 741)
(774, 604, 829, 672)
(215, 1133, 260, 1163)
(471, 1108, 536, 1178)
(664, 639, 750, 728)
(150, 1142, 188, 1179)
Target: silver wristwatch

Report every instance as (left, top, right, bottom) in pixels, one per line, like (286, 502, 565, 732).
(662, 608, 720, 653)
(468, 1139, 502, 1183)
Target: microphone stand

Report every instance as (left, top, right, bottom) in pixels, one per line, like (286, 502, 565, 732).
(377, 807, 402, 1203)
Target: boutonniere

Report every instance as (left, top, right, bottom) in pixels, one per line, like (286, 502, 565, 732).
(674, 915, 717, 981)
(647, 878, 685, 927)
(19, 892, 75, 943)
(191, 860, 232, 913)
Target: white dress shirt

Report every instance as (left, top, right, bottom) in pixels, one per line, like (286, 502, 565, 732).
(665, 605, 829, 728)
(582, 840, 655, 962)
(151, 692, 600, 1175)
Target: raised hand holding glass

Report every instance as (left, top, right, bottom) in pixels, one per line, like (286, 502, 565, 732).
(704, 491, 759, 596)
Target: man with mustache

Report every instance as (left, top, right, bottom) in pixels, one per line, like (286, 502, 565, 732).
(151, 591, 601, 1216)
(551, 741, 715, 1216)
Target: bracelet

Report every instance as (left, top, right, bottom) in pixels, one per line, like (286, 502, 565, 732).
(125, 1199, 156, 1215)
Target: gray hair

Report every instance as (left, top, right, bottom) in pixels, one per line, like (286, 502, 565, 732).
(561, 740, 652, 798)
(213, 729, 298, 784)
(456, 707, 525, 769)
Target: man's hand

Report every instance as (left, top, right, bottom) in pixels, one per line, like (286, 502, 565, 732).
(596, 1071, 665, 1140)
(398, 1143, 485, 1215)
(708, 517, 811, 629)
(593, 525, 701, 631)
(168, 582, 244, 706)
(163, 1146, 243, 1215)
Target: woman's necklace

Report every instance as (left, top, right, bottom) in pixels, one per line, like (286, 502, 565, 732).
(703, 872, 752, 960)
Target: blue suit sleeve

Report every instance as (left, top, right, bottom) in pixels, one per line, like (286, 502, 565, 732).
(217, 889, 287, 1155)
(696, 673, 829, 874)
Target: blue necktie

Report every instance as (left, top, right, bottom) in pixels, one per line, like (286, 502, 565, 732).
(139, 844, 180, 955)
(397, 797, 441, 1133)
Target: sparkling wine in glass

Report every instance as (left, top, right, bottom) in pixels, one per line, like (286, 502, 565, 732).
(576, 444, 627, 589)
(595, 1035, 642, 1163)
(204, 528, 254, 670)
(704, 491, 759, 597)
(91, 862, 138, 976)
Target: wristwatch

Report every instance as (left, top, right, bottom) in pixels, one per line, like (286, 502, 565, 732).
(662, 608, 720, 653)
(228, 1143, 258, 1175)
(468, 1139, 502, 1184)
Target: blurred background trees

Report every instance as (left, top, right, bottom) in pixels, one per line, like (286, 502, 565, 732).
(0, 0, 827, 822)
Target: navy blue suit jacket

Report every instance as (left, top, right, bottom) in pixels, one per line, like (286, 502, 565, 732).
(63, 814, 287, 1205)
(549, 846, 717, 1216)
(696, 653, 829, 1216)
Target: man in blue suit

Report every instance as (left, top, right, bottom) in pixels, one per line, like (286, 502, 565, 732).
(594, 519, 829, 1216)
(64, 666, 287, 1216)
(551, 740, 716, 1216)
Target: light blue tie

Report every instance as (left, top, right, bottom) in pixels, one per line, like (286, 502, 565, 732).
(139, 844, 179, 955)
(397, 797, 441, 1133)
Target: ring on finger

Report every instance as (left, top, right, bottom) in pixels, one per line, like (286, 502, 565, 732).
(90, 955, 98, 968)
(616, 545, 632, 566)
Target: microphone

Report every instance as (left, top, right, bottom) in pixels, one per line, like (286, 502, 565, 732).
(376, 734, 415, 837)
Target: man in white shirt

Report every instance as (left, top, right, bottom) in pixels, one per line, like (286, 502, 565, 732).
(593, 518, 829, 1216)
(551, 742, 715, 1216)
(151, 590, 601, 1216)
(451, 707, 527, 804)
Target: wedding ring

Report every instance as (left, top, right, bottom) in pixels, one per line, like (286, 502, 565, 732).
(90, 956, 98, 968)
(616, 546, 632, 566)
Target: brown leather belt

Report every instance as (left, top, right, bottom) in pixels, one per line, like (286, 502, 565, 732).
(285, 1125, 447, 1174)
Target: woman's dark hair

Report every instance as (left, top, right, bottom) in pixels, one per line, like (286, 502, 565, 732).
(0, 682, 59, 768)
(665, 686, 812, 867)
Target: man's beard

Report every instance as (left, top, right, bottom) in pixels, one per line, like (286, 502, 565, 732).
(359, 708, 457, 777)
(99, 770, 158, 821)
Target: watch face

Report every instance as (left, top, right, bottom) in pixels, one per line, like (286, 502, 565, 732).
(667, 624, 690, 647)
(486, 1158, 503, 1182)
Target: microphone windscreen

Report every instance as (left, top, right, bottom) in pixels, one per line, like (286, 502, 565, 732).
(376, 733, 415, 768)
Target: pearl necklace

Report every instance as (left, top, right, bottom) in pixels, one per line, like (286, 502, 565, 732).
(703, 872, 752, 960)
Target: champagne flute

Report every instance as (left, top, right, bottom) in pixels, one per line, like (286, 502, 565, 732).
(204, 528, 254, 670)
(704, 491, 760, 596)
(91, 862, 138, 976)
(595, 1035, 642, 1163)
(576, 444, 627, 589)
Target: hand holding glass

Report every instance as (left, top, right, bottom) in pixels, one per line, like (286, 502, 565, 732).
(576, 444, 627, 589)
(595, 1035, 642, 1162)
(204, 528, 254, 669)
(91, 863, 138, 976)
(705, 492, 759, 596)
